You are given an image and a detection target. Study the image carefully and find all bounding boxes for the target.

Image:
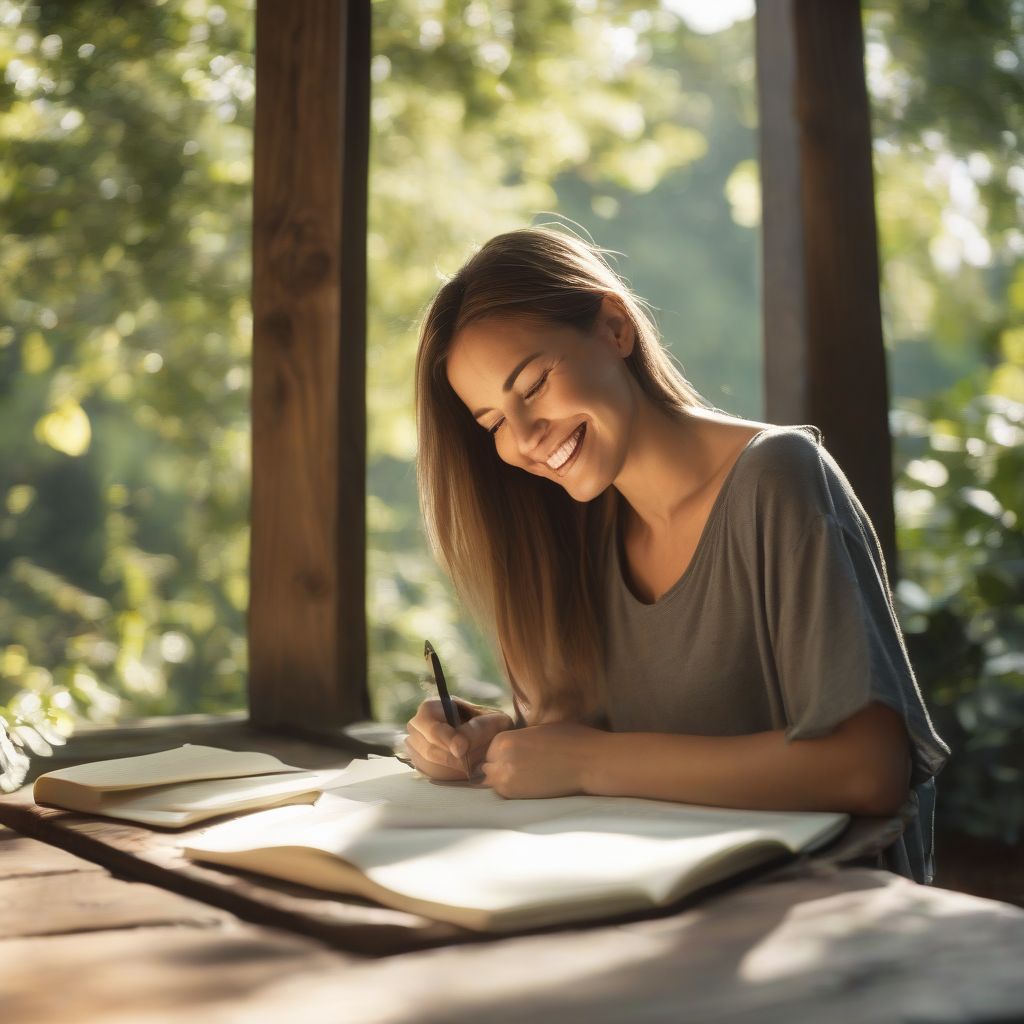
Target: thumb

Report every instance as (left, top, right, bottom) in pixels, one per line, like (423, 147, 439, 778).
(450, 712, 509, 759)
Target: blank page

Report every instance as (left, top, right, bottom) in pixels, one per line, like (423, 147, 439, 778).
(323, 757, 851, 836)
(35, 744, 305, 793)
(102, 769, 334, 812)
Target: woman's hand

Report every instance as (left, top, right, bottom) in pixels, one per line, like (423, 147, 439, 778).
(404, 697, 514, 781)
(481, 722, 603, 799)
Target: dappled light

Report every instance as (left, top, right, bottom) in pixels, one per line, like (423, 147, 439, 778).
(0, 0, 1020, 855)
(366, 0, 762, 724)
(1, 0, 254, 739)
(2, 6, 1024, 1021)
(863, 0, 1024, 854)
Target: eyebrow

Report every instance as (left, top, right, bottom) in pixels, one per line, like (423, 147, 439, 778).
(471, 352, 543, 419)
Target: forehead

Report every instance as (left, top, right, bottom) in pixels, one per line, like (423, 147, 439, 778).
(446, 317, 562, 396)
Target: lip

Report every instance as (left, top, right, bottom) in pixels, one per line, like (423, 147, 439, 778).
(546, 423, 586, 476)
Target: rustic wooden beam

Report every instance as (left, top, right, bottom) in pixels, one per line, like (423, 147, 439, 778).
(250, 0, 371, 728)
(755, 0, 898, 574)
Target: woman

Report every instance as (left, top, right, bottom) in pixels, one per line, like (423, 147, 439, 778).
(406, 225, 950, 884)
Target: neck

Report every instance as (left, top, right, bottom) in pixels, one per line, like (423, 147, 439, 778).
(612, 392, 720, 538)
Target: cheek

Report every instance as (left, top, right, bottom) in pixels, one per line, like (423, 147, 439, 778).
(569, 357, 631, 419)
(549, 367, 603, 411)
(494, 431, 533, 469)
(495, 436, 517, 464)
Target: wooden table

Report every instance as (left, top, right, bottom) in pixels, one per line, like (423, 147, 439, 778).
(4, 721, 1024, 1023)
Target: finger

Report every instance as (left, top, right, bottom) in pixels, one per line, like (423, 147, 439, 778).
(407, 697, 441, 728)
(407, 722, 460, 770)
(451, 697, 483, 721)
(448, 718, 479, 759)
(407, 747, 470, 782)
(479, 760, 509, 798)
(405, 725, 463, 777)
(410, 701, 459, 750)
(407, 720, 463, 771)
(450, 712, 511, 760)
(412, 697, 455, 728)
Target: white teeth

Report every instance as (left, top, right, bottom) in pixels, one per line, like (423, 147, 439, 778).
(547, 425, 585, 470)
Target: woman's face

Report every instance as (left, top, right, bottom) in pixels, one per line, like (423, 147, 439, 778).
(446, 295, 637, 501)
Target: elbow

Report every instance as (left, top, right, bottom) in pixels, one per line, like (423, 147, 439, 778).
(853, 768, 911, 818)
(836, 702, 915, 817)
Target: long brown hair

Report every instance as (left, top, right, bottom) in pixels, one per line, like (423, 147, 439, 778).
(414, 226, 710, 723)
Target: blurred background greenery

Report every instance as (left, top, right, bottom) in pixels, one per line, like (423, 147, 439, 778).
(0, 0, 1021, 843)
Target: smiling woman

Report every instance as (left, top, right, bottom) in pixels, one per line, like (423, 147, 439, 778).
(416, 227, 710, 724)
(448, 309, 637, 493)
(409, 225, 950, 887)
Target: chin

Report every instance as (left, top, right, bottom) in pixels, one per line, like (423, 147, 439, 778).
(559, 477, 606, 504)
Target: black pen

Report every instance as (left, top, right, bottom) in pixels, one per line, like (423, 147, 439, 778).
(424, 640, 470, 778)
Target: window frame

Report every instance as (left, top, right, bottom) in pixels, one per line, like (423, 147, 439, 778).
(61, 0, 893, 749)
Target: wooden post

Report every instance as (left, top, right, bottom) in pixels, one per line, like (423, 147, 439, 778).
(249, 0, 371, 728)
(755, 0, 898, 575)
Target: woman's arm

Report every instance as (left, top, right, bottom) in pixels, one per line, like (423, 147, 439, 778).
(581, 702, 912, 816)
(482, 701, 912, 815)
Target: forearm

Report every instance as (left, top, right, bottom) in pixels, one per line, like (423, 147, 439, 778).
(582, 726, 894, 816)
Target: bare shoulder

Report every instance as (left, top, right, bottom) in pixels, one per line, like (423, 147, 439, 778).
(705, 415, 823, 467)
(689, 411, 775, 468)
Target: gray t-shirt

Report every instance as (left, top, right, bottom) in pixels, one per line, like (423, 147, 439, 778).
(597, 424, 951, 884)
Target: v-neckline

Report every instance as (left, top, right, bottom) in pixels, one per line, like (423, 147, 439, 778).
(613, 427, 773, 608)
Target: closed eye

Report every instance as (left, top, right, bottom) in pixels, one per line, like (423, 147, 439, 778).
(526, 369, 551, 399)
(487, 369, 552, 436)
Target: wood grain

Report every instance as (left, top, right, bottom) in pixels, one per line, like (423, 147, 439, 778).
(1, 834, 353, 1024)
(755, 0, 898, 575)
(0, 869, 228, 939)
(5, 732, 1024, 1021)
(0, 733, 467, 957)
(3, 925, 349, 1024)
(0, 825, 104, 878)
(6, 868, 1024, 1024)
(249, 0, 371, 728)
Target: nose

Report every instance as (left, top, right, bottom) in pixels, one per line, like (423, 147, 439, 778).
(505, 406, 548, 462)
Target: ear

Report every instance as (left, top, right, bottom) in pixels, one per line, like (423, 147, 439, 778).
(599, 293, 635, 359)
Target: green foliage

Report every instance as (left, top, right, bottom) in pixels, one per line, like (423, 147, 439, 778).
(0, 0, 254, 745)
(891, 389, 1024, 842)
(865, 0, 1024, 843)
(1, 0, 1020, 845)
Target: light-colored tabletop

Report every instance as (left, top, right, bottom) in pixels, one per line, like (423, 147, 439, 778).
(3, 725, 1024, 1023)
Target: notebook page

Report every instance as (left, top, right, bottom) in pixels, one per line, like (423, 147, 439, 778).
(100, 769, 336, 813)
(188, 771, 848, 870)
(35, 745, 305, 792)
(322, 757, 850, 837)
(185, 803, 846, 925)
(523, 804, 848, 850)
(100, 790, 324, 828)
(184, 759, 850, 927)
(185, 795, 388, 853)
(354, 826, 777, 915)
(324, 770, 583, 829)
(323, 760, 638, 830)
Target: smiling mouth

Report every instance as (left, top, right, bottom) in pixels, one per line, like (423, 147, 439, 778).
(546, 424, 586, 472)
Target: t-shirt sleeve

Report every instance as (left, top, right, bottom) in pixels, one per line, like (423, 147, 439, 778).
(756, 430, 950, 789)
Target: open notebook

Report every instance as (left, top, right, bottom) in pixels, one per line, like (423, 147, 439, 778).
(33, 745, 330, 827)
(182, 756, 850, 932)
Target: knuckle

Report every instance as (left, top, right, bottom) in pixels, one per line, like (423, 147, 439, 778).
(430, 744, 455, 767)
(489, 732, 511, 756)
